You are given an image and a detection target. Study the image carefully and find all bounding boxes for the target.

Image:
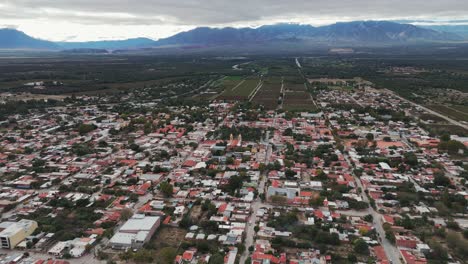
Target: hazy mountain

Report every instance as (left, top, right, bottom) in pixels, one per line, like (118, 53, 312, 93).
(58, 38, 156, 50)
(419, 25, 468, 39)
(314, 21, 463, 42)
(61, 48, 110, 54)
(0, 21, 464, 50)
(0, 29, 156, 50)
(156, 21, 463, 46)
(156, 23, 318, 45)
(0, 28, 58, 49)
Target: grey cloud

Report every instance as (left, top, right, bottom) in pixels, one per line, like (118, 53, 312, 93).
(0, 24, 19, 29)
(1, 0, 468, 26)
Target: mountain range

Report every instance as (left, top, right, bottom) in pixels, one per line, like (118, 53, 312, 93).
(0, 21, 466, 51)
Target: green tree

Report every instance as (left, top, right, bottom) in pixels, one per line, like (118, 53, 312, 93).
(285, 169, 296, 179)
(98, 140, 108, 148)
(179, 215, 192, 229)
(209, 253, 225, 264)
(283, 128, 293, 136)
(77, 123, 97, 135)
(363, 214, 373, 223)
(439, 140, 465, 155)
(347, 254, 357, 263)
(440, 134, 450, 142)
(427, 239, 448, 261)
(403, 152, 418, 166)
(353, 238, 369, 255)
(159, 181, 174, 197)
(434, 172, 451, 186)
(120, 208, 133, 221)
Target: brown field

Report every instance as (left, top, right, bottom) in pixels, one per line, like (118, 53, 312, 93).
(0, 92, 67, 101)
(425, 124, 468, 136)
(451, 105, 468, 114)
(418, 113, 446, 123)
(282, 89, 317, 112)
(252, 77, 282, 110)
(426, 104, 468, 122)
(285, 83, 307, 92)
(189, 205, 203, 222)
(151, 226, 187, 249)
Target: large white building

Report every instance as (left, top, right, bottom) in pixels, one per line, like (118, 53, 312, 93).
(109, 214, 161, 250)
(0, 219, 38, 249)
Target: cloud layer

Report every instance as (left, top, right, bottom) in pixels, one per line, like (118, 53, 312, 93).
(1, 0, 467, 41)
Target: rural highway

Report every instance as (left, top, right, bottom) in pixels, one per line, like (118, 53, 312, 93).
(279, 77, 285, 110)
(295, 57, 302, 68)
(386, 89, 468, 130)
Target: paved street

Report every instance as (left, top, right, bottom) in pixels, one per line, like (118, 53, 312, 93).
(239, 178, 265, 264)
(239, 112, 274, 264)
(343, 154, 402, 264)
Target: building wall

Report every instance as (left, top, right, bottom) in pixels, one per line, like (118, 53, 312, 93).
(396, 238, 418, 249)
(140, 217, 160, 246)
(110, 217, 161, 250)
(8, 231, 26, 249)
(0, 236, 10, 248)
(0, 220, 38, 249)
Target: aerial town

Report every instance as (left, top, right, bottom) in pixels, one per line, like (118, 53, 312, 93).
(0, 70, 466, 264)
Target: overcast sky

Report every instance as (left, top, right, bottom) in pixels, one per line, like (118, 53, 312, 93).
(1, 0, 467, 42)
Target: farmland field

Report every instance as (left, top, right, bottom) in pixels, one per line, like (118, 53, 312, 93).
(252, 77, 282, 109)
(282, 80, 318, 112)
(217, 76, 260, 100)
(285, 83, 307, 92)
(283, 90, 317, 111)
(426, 104, 468, 122)
(424, 124, 468, 137)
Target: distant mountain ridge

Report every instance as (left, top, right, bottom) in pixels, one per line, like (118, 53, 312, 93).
(157, 21, 463, 46)
(0, 28, 58, 49)
(419, 25, 468, 38)
(156, 24, 319, 45)
(58, 38, 156, 50)
(0, 21, 465, 50)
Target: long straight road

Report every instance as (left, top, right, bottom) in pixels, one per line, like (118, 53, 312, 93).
(386, 89, 468, 130)
(239, 113, 275, 264)
(248, 78, 264, 102)
(239, 176, 266, 264)
(343, 154, 402, 264)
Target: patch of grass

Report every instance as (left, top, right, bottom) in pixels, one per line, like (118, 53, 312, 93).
(426, 104, 468, 122)
(218, 76, 260, 100)
(424, 124, 468, 137)
(283, 104, 319, 112)
(224, 75, 243, 81)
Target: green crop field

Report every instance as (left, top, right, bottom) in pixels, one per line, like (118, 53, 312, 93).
(426, 104, 468, 122)
(224, 75, 244, 81)
(218, 77, 260, 100)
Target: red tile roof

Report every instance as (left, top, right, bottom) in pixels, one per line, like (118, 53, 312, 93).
(182, 160, 197, 167)
(373, 246, 388, 262)
(400, 250, 427, 264)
